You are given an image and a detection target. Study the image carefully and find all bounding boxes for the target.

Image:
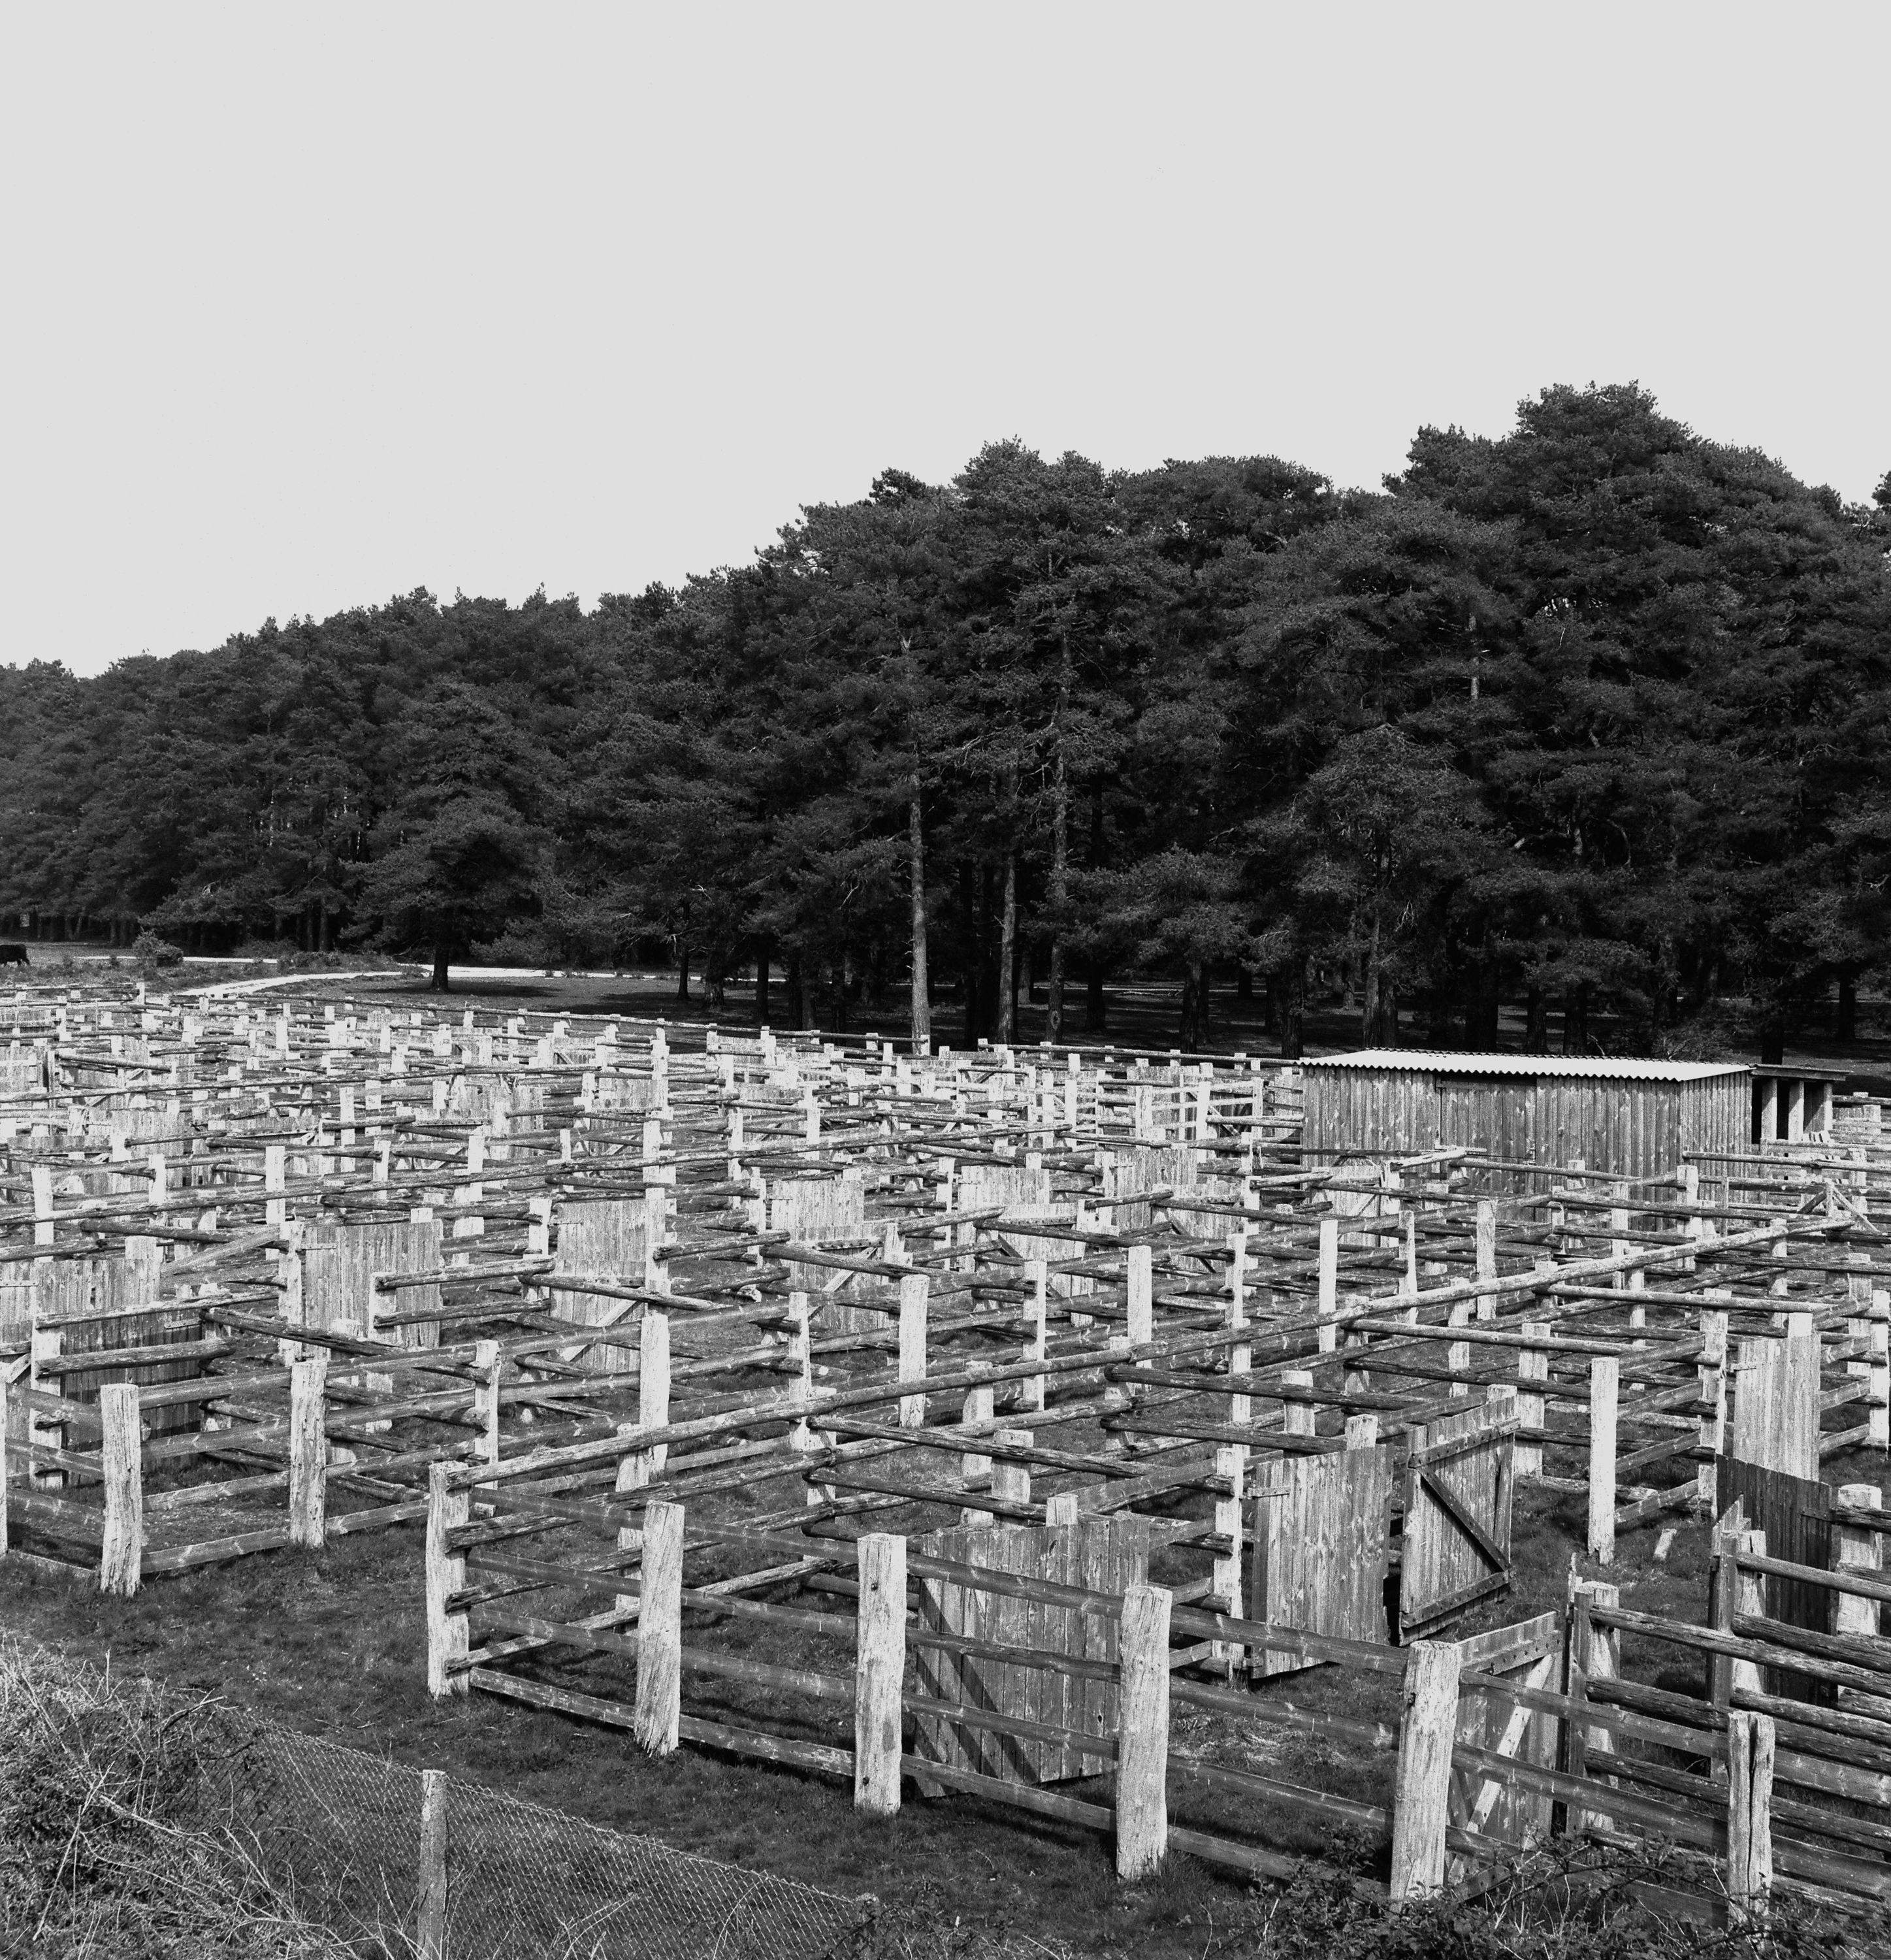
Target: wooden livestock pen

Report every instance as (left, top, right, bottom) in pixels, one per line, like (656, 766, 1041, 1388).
(1302, 1052, 1751, 1190)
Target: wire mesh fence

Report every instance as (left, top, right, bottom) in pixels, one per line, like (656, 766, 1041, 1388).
(182, 1706, 874, 1960)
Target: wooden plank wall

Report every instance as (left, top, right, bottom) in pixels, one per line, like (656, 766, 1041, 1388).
(1729, 1328, 1821, 1479)
(912, 1518, 1148, 1785)
(307, 1219, 445, 1349)
(1400, 1392, 1517, 1636)
(1307, 1066, 1751, 1189)
(1249, 1443, 1393, 1673)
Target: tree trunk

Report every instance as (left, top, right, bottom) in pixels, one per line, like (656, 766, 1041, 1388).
(1562, 983, 1590, 1056)
(675, 941, 690, 1002)
(1758, 1019, 1784, 1067)
(1180, 962, 1209, 1049)
(1360, 900, 1382, 1045)
(908, 789, 931, 1054)
(786, 953, 805, 1030)
(1838, 973, 1857, 1043)
(997, 849, 1018, 1045)
(961, 861, 985, 1043)
(1046, 661, 1070, 1045)
(1085, 965, 1107, 1032)
(1525, 987, 1548, 1054)
(431, 943, 451, 992)
(1279, 961, 1305, 1060)
(754, 935, 771, 1025)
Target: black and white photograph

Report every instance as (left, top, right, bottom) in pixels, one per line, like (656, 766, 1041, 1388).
(1, 6, 1888, 1955)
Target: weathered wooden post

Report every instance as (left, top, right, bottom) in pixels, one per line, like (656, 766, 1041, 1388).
(1317, 1215, 1339, 1354)
(472, 1337, 502, 1465)
(635, 1500, 684, 1754)
(990, 1428, 1031, 1518)
(1022, 1258, 1048, 1413)
(641, 1310, 671, 1470)
(1212, 1444, 1244, 1669)
(898, 1273, 929, 1429)
(854, 1531, 906, 1818)
(99, 1382, 142, 1597)
(1515, 1321, 1548, 1478)
(0, 1384, 10, 1562)
(1125, 1243, 1153, 1349)
(1115, 1581, 1172, 1881)
(1727, 1710, 1775, 1918)
(1587, 1356, 1618, 1563)
(417, 1767, 448, 1960)
(1832, 1486, 1881, 1640)
(288, 1352, 328, 1549)
(425, 1463, 470, 1698)
(1698, 1304, 1728, 1505)
(1388, 1641, 1461, 1905)
(1282, 1367, 1315, 1438)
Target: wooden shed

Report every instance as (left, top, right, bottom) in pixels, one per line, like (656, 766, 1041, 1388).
(1300, 1051, 1751, 1186)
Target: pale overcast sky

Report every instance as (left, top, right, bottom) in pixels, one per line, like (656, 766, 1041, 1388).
(2, 3, 1884, 678)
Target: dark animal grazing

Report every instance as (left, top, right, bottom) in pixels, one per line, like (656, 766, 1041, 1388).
(0, 943, 28, 966)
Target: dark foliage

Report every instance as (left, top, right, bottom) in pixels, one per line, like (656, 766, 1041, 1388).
(5, 385, 1888, 1045)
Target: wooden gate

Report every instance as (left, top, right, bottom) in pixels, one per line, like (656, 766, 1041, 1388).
(1400, 1390, 1518, 1637)
(911, 1518, 1149, 1785)
(1717, 1456, 1834, 1706)
(1447, 1613, 1560, 1882)
(1249, 1442, 1393, 1672)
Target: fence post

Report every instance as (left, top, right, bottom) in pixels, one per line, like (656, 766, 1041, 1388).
(898, 1273, 929, 1429)
(854, 1531, 906, 1819)
(1226, 1232, 1251, 1426)
(1115, 1581, 1171, 1881)
(1022, 1258, 1048, 1413)
(1388, 1641, 1461, 1905)
(1727, 1710, 1775, 1918)
(1870, 1294, 1890, 1452)
(990, 1428, 1031, 1520)
(472, 1337, 502, 1465)
(640, 1310, 671, 1470)
(1698, 1305, 1728, 1507)
(1587, 1356, 1618, 1563)
(1515, 1321, 1547, 1478)
(1282, 1367, 1315, 1438)
(635, 1499, 684, 1754)
(1212, 1445, 1244, 1670)
(1732, 1530, 1767, 1698)
(99, 1382, 142, 1597)
(425, 1463, 470, 1697)
(417, 1767, 447, 1960)
(0, 1381, 8, 1561)
(1317, 1215, 1338, 1354)
(1569, 1577, 1619, 1833)
(1125, 1244, 1153, 1349)
(1833, 1484, 1883, 1639)
(288, 1353, 328, 1549)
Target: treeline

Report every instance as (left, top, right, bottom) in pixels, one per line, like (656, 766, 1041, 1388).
(5, 384, 1890, 1059)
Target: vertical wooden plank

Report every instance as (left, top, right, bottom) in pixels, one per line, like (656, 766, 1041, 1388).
(1114, 1582, 1171, 1882)
(854, 1532, 907, 1817)
(634, 1500, 684, 1755)
(417, 1768, 447, 1960)
(1389, 1642, 1461, 1904)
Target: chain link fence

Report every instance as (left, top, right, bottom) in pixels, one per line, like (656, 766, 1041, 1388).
(0, 1640, 870, 1960)
(188, 1707, 874, 1960)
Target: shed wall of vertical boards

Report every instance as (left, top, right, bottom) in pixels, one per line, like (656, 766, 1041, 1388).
(1302, 1062, 1750, 1184)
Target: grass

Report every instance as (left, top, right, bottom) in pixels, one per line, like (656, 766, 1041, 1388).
(10, 1445, 1881, 1960)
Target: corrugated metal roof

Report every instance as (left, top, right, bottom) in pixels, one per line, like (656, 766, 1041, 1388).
(1301, 1049, 1747, 1083)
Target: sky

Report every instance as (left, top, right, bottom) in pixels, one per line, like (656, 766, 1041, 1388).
(1, 3, 1884, 678)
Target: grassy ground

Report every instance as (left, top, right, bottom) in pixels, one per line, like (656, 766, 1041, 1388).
(10, 1445, 1882, 1959)
(0, 1531, 1266, 1960)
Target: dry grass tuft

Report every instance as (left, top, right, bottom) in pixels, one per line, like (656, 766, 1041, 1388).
(0, 1639, 357, 1960)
